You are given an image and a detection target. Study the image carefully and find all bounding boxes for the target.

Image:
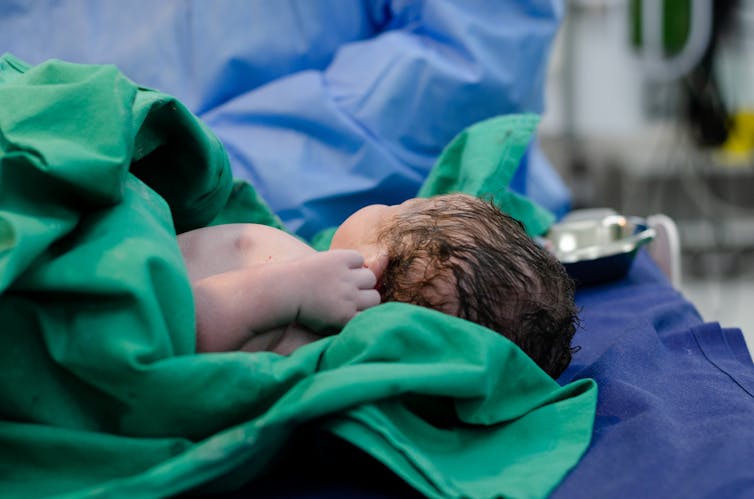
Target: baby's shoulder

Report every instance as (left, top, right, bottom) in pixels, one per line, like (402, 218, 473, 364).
(178, 224, 315, 281)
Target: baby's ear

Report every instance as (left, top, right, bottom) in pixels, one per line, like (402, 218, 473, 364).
(364, 251, 389, 282)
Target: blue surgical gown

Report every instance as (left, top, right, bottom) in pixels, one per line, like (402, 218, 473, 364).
(0, 0, 569, 237)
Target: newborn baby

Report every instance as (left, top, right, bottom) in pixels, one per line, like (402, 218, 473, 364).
(179, 193, 578, 378)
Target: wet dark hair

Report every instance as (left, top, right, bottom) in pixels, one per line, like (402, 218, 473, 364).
(377, 193, 579, 378)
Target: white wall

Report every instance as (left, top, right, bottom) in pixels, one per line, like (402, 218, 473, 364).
(541, 0, 648, 139)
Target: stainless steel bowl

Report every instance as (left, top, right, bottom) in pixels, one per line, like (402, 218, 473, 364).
(543, 212, 656, 286)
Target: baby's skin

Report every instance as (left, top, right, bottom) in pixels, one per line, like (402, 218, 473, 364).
(179, 195, 466, 355)
(178, 224, 380, 354)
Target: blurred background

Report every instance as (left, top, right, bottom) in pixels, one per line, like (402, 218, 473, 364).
(539, 0, 754, 333)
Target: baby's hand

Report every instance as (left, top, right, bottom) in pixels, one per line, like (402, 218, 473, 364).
(294, 249, 380, 333)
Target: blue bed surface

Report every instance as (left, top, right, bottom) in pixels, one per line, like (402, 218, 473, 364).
(235, 251, 754, 498)
(554, 250, 754, 498)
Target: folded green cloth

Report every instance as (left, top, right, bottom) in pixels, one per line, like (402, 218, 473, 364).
(0, 54, 596, 498)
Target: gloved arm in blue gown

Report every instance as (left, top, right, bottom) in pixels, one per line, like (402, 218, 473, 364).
(202, 1, 570, 237)
(0, 0, 570, 238)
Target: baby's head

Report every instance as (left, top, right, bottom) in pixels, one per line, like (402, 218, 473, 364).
(330, 193, 578, 378)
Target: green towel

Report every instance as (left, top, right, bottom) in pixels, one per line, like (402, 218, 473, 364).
(0, 54, 596, 498)
(417, 113, 555, 237)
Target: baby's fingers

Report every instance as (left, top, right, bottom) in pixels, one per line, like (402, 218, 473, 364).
(354, 267, 377, 289)
(329, 249, 366, 268)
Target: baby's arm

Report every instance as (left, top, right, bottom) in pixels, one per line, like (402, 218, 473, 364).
(193, 249, 380, 352)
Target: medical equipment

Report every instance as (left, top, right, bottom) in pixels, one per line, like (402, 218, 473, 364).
(545, 209, 656, 285)
(632, 0, 713, 81)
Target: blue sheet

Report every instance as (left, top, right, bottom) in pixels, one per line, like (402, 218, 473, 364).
(555, 251, 754, 498)
(0, 0, 571, 238)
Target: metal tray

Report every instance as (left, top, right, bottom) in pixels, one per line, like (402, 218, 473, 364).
(543, 212, 656, 286)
